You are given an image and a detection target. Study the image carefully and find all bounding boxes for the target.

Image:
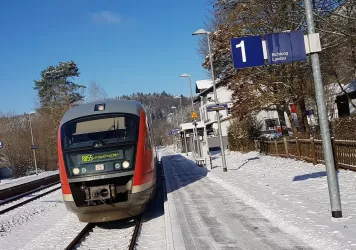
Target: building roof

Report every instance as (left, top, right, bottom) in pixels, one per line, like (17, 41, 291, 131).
(196, 79, 213, 93)
(193, 79, 222, 103)
(337, 80, 356, 96)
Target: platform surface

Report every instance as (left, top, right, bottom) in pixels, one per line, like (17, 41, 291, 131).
(0, 171, 59, 191)
(162, 154, 312, 250)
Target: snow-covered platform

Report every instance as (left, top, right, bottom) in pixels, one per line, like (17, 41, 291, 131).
(0, 171, 59, 201)
(0, 170, 59, 191)
(208, 151, 356, 250)
(162, 153, 313, 250)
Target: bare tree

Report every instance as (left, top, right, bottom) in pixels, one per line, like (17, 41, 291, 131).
(87, 80, 108, 102)
(0, 112, 34, 177)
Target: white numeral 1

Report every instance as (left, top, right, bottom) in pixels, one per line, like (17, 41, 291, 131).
(236, 40, 246, 62)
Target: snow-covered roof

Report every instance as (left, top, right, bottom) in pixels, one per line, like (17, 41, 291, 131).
(196, 79, 213, 93)
(180, 121, 205, 131)
(324, 81, 356, 99)
(326, 82, 343, 95)
(194, 79, 223, 101)
(337, 80, 356, 96)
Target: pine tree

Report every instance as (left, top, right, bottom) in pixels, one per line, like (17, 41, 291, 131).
(34, 61, 85, 108)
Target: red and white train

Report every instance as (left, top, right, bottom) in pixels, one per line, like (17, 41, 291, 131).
(58, 100, 156, 222)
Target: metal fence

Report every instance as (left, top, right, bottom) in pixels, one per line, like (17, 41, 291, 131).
(260, 137, 356, 171)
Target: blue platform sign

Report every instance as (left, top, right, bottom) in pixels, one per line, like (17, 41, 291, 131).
(265, 30, 306, 64)
(230, 35, 265, 69)
(0, 141, 3, 149)
(207, 103, 228, 112)
(306, 109, 314, 116)
(168, 128, 180, 136)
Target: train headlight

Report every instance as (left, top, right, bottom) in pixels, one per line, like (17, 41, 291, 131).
(114, 162, 121, 169)
(94, 104, 105, 111)
(72, 168, 80, 175)
(81, 167, 87, 174)
(122, 161, 130, 169)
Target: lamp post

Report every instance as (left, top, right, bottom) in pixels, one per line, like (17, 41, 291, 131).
(180, 73, 199, 158)
(174, 95, 183, 124)
(193, 28, 227, 172)
(168, 112, 175, 151)
(171, 106, 178, 152)
(179, 74, 195, 109)
(28, 111, 38, 175)
(174, 96, 183, 152)
(171, 106, 177, 126)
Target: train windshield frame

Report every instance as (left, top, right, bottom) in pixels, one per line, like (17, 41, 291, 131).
(60, 113, 140, 178)
(61, 113, 140, 150)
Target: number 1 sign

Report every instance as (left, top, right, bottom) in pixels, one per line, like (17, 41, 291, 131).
(230, 35, 265, 69)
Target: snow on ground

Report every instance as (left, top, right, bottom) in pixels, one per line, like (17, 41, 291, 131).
(163, 151, 313, 249)
(77, 221, 135, 250)
(0, 184, 61, 212)
(136, 150, 167, 250)
(0, 189, 86, 250)
(0, 170, 59, 190)
(204, 151, 356, 250)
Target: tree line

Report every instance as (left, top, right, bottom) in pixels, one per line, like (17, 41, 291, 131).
(0, 61, 193, 177)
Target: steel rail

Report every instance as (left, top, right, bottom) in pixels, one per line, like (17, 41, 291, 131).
(129, 216, 142, 250)
(0, 181, 60, 206)
(0, 184, 61, 215)
(65, 223, 95, 250)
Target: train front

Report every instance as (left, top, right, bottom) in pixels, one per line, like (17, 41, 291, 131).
(58, 102, 155, 222)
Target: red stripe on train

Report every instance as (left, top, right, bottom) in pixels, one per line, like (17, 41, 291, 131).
(133, 109, 154, 186)
(58, 126, 71, 195)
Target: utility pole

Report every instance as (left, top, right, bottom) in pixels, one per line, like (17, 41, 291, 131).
(304, 0, 342, 218)
(28, 112, 38, 175)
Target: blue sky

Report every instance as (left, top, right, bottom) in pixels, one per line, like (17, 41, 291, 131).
(0, 0, 211, 114)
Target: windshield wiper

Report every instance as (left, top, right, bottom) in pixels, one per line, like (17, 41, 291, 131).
(93, 125, 115, 147)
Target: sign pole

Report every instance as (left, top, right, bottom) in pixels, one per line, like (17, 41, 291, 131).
(304, 0, 342, 218)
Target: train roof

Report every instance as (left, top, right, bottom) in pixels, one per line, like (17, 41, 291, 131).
(60, 99, 144, 125)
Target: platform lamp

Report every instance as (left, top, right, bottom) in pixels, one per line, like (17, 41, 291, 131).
(192, 28, 227, 171)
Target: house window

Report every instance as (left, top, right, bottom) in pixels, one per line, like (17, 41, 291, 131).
(265, 119, 278, 130)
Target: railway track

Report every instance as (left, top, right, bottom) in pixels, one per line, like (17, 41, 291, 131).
(0, 173, 59, 200)
(0, 182, 61, 215)
(65, 216, 142, 250)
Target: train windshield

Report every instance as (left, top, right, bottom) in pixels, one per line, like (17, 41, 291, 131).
(61, 114, 139, 149)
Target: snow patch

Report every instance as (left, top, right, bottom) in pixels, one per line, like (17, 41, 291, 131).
(205, 150, 356, 249)
(207, 172, 340, 250)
